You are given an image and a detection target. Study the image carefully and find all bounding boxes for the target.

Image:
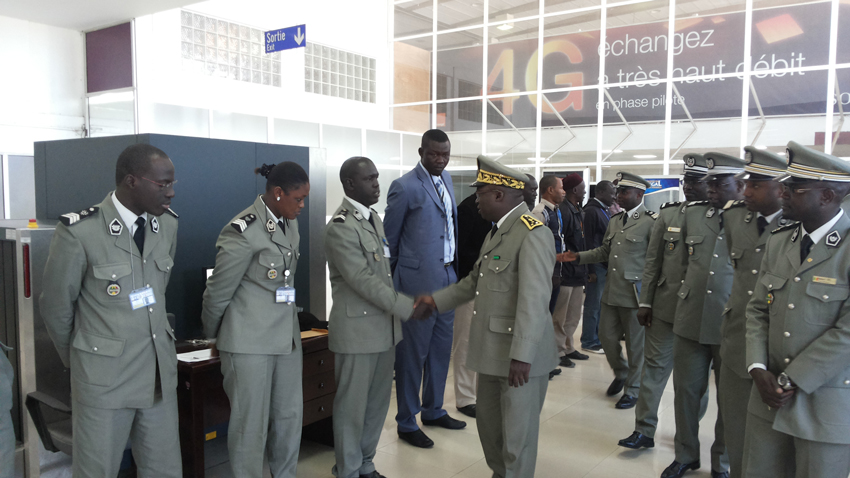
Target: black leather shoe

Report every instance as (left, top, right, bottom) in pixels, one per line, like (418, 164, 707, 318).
(398, 429, 434, 448)
(421, 414, 466, 430)
(661, 461, 700, 478)
(711, 471, 729, 478)
(360, 472, 387, 478)
(559, 356, 576, 368)
(615, 395, 638, 409)
(457, 404, 476, 418)
(565, 350, 589, 361)
(606, 378, 625, 396)
(618, 431, 654, 449)
(549, 368, 562, 380)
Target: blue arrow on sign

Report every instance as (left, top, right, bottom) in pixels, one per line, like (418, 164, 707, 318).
(264, 24, 306, 54)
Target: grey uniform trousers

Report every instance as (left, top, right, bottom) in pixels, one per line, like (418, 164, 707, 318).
(72, 395, 182, 478)
(599, 303, 644, 398)
(718, 364, 752, 478)
(552, 286, 584, 356)
(477, 373, 548, 478)
(332, 348, 395, 478)
(744, 412, 850, 478)
(221, 350, 303, 478)
(452, 300, 477, 408)
(672, 335, 728, 472)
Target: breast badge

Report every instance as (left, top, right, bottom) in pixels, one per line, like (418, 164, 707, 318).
(107, 282, 121, 296)
(268, 269, 278, 280)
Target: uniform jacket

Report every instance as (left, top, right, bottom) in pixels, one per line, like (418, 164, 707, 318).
(457, 193, 492, 281)
(639, 202, 688, 324)
(433, 205, 558, 378)
(578, 203, 656, 308)
(583, 198, 610, 275)
(40, 192, 178, 409)
(384, 164, 458, 295)
(324, 197, 414, 354)
(746, 214, 850, 444)
(722, 201, 787, 378)
(673, 202, 733, 344)
(202, 195, 301, 355)
(558, 200, 587, 287)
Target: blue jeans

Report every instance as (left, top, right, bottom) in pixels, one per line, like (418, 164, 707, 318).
(580, 267, 606, 348)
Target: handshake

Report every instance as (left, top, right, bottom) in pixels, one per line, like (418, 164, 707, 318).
(409, 295, 437, 320)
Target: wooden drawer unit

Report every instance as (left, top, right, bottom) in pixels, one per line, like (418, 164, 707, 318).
(302, 392, 334, 426)
(302, 370, 336, 402)
(302, 348, 334, 376)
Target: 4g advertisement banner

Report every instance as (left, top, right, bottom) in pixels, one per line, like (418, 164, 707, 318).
(438, 2, 842, 127)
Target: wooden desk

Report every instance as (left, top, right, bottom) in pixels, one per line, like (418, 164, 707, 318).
(176, 335, 336, 478)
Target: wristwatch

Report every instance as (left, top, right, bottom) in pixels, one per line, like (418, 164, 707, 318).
(777, 372, 796, 391)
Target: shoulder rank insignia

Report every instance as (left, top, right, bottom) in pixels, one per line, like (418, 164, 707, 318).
(723, 200, 745, 210)
(686, 200, 709, 207)
(150, 217, 159, 233)
(648, 211, 659, 219)
(826, 230, 841, 247)
(520, 214, 543, 230)
(352, 209, 363, 220)
(59, 207, 99, 226)
(164, 207, 179, 218)
(332, 209, 348, 223)
(772, 222, 798, 235)
(231, 213, 257, 233)
(660, 201, 681, 209)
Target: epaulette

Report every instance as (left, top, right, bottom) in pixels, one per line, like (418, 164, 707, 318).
(332, 209, 348, 223)
(59, 207, 99, 226)
(230, 213, 257, 233)
(164, 207, 179, 218)
(520, 214, 543, 230)
(686, 200, 709, 207)
(660, 201, 681, 209)
(723, 200, 746, 210)
(647, 211, 659, 219)
(772, 222, 798, 234)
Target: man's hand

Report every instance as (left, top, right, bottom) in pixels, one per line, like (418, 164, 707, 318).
(750, 368, 795, 409)
(637, 307, 652, 327)
(412, 296, 436, 320)
(508, 359, 531, 388)
(210, 343, 219, 357)
(588, 273, 597, 283)
(561, 250, 578, 262)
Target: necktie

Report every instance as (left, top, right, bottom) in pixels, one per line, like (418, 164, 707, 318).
(278, 219, 286, 235)
(133, 217, 146, 255)
(490, 223, 499, 240)
(434, 177, 454, 253)
(622, 213, 628, 226)
(367, 214, 376, 230)
(800, 234, 813, 263)
(757, 216, 769, 236)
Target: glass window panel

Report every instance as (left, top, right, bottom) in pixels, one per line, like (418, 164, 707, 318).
(487, 95, 537, 166)
(604, 0, 670, 84)
(143, 103, 209, 137)
(599, 163, 664, 183)
(540, 124, 596, 166)
(487, 19, 539, 94)
(750, 1, 831, 70)
(838, 3, 850, 65)
(542, 11, 602, 91)
(747, 69, 828, 151)
(671, 2, 745, 77)
(668, 77, 744, 162)
(489, 0, 539, 23)
(396, 1, 433, 37)
(366, 130, 402, 167)
(394, 37, 433, 104)
(438, 0, 484, 31)
(89, 97, 135, 138)
(437, 29, 484, 100)
(544, 0, 601, 14)
(323, 124, 363, 215)
(539, 88, 600, 164)
(211, 111, 266, 142)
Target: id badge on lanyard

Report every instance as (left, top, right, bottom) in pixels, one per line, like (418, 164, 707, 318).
(129, 287, 156, 310)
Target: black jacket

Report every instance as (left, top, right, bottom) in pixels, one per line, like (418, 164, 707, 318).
(583, 197, 611, 275)
(457, 193, 492, 280)
(558, 200, 587, 287)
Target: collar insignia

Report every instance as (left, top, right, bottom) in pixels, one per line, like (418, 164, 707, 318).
(632, 212, 640, 219)
(150, 217, 159, 233)
(266, 219, 276, 233)
(745, 211, 753, 223)
(791, 227, 799, 242)
(108, 218, 123, 236)
(352, 209, 363, 220)
(826, 230, 841, 247)
(706, 207, 716, 218)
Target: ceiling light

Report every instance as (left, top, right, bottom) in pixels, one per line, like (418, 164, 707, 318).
(495, 13, 514, 31)
(497, 24, 514, 31)
(633, 154, 657, 159)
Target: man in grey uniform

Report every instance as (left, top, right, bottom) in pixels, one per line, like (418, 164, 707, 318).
(663, 152, 745, 478)
(563, 172, 656, 409)
(418, 156, 557, 478)
(40, 144, 181, 477)
(324, 157, 419, 478)
(718, 146, 787, 478)
(745, 142, 850, 478)
(619, 153, 709, 449)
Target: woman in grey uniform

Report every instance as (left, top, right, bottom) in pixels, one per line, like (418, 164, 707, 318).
(201, 162, 310, 478)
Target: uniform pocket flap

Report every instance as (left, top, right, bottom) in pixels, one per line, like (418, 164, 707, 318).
(488, 259, 511, 273)
(398, 256, 420, 269)
(806, 282, 850, 303)
(258, 252, 285, 269)
(166, 327, 176, 341)
(624, 270, 642, 281)
(677, 283, 690, 299)
(155, 256, 174, 273)
(489, 317, 516, 334)
(625, 234, 645, 243)
(760, 273, 787, 291)
(72, 330, 125, 357)
(730, 247, 745, 260)
(92, 263, 132, 281)
(657, 275, 667, 286)
(686, 235, 705, 245)
(662, 232, 680, 242)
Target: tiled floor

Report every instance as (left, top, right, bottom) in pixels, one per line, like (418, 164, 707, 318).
(34, 332, 725, 478)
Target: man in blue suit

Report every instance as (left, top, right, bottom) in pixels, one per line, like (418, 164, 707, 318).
(384, 129, 466, 448)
